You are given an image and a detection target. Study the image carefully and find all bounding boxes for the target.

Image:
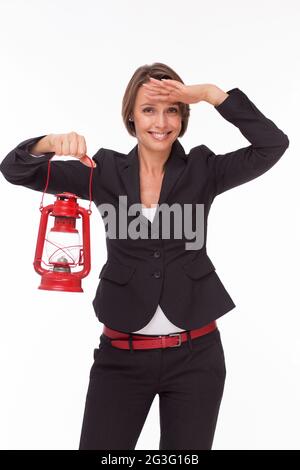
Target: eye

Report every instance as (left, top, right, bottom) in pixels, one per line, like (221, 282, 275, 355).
(142, 107, 179, 113)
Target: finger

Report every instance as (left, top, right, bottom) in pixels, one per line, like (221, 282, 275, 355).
(143, 83, 178, 96)
(147, 85, 184, 104)
(63, 135, 72, 156)
(160, 78, 181, 86)
(79, 155, 96, 168)
(144, 79, 170, 89)
(55, 138, 63, 156)
(143, 88, 172, 97)
(79, 155, 89, 167)
(78, 135, 87, 158)
(143, 83, 164, 92)
(69, 136, 78, 157)
(146, 88, 178, 99)
(144, 93, 171, 103)
(145, 79, 171, 89)
(149, 77, 163, 83)
(162, 82, 185, 95)
(149, 77, 170, 85)
(150, 77, 181, 89)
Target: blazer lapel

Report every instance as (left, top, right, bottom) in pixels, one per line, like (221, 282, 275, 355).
(116, 139, 188, 235)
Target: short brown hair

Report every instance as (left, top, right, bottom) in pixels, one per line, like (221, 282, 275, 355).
(122, 62, 190, 138)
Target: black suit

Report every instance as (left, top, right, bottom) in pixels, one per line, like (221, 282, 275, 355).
(0, 88, 289, 333)
(0, 87, 290, 450)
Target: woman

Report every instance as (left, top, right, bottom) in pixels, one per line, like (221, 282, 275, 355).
(0, 62, 289, 450)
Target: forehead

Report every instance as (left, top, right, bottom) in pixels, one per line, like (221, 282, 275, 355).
(134, 85, 179, 107)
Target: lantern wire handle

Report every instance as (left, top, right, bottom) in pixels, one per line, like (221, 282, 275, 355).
(39, 155, 95, 214)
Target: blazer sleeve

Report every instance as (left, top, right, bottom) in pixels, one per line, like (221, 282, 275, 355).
(203, 88, 289, 197)
(0, 135, 103, 201)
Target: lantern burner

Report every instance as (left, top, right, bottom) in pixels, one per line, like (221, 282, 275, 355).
(53, 256, 71, 273)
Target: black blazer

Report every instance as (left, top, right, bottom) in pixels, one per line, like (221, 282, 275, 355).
(0, 88, 289, 332)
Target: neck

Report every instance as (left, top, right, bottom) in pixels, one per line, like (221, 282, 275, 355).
(137, 143, 171, 176)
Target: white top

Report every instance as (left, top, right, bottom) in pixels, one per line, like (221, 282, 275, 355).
(132, 205, 185, 335)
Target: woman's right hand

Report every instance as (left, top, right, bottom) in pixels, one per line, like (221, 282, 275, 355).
(47, 132, 96, 168)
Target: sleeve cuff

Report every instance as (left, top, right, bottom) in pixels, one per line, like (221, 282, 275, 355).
(29, 153, 47, 158)
(214, 87, 240, 110)
(16, 135, 56, 161)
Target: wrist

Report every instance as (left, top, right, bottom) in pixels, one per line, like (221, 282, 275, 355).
(204, 85, 229, 106)
(193, 84, 212, 103)
(29, 135, 54, 155)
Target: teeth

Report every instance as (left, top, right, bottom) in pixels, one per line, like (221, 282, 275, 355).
(150, 132, 170, 140)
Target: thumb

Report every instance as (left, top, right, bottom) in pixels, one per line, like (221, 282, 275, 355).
(79, 155, 97, 168)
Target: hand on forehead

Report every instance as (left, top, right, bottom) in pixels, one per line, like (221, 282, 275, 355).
(142, 77, 184, 104)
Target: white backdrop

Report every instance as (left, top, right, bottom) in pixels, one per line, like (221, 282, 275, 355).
(0, 0, 299, 450)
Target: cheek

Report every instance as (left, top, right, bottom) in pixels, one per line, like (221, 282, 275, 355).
(174, 118, 182, 130)
(135, 115, 150, 127)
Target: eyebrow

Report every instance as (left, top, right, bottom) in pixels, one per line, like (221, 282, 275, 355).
(140, 103, 179, 107)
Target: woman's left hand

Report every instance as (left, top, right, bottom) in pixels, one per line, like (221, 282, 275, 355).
(142, 77, 210, 105)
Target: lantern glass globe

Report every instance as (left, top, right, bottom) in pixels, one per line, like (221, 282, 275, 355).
(45, 230, 82, 268)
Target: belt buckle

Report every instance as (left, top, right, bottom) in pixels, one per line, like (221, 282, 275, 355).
(168, 333, 182, 347)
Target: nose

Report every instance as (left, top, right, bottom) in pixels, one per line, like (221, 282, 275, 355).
(154, 112, 169, 129)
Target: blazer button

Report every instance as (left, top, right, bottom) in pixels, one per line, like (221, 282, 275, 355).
(153, 270, 161, 279)
(153, 250, 161, 258)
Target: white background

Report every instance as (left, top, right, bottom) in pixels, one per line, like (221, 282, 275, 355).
(0, 0, 299, 450)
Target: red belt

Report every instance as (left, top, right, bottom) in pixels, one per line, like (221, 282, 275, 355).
(103, 321, 217, 350)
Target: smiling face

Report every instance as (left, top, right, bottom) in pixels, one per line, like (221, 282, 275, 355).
(131, 84, 182, 156)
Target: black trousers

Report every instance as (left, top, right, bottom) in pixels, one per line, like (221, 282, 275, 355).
(79, 327, 226, 450)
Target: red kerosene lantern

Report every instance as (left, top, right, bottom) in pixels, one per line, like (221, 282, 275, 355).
(33, 156, 94, 292)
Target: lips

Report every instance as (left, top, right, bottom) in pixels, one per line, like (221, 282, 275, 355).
(148, 131, 172, 141)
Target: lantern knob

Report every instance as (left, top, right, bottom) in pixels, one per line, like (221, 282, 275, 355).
(55, 192, 79, 200)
